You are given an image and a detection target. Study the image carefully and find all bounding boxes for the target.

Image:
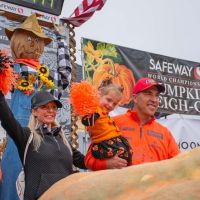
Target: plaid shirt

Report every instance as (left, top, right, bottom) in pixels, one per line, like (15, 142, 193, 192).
(56, 39, 71, 98)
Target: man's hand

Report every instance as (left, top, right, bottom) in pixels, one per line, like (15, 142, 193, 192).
(106, 154, 128, 169)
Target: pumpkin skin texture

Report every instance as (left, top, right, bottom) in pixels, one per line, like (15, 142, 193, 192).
(39, 147, 200, 200)
(93, 63, 136, 105)
(10, 29, 45, 60)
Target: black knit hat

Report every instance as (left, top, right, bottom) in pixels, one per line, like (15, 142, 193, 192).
(31, 91, 62, 109)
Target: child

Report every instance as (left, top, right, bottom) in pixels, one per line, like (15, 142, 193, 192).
(70, 80, 132, 164)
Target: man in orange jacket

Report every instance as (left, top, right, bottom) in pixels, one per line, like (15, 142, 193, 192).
(85, 77, 180, 170)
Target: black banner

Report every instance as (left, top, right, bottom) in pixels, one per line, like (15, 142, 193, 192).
(3, 0, 64, 16)
(82, 38, 200, 115)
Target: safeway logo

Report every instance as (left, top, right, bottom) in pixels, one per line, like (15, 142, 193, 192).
(194, 66, 200, 80)
(17, 7, 23, 14)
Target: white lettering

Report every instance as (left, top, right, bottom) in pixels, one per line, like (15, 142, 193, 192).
(178, 99, 189, 111)
(149, 59, 155, 70)
(149, 59, 193, 77)
(194, 101, 200, 112)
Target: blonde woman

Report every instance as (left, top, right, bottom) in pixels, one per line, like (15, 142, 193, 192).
(0, 90, 86, 200)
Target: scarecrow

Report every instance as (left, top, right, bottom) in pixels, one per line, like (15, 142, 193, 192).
(0, 13, 70, 200)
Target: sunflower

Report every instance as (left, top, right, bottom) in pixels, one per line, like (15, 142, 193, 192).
(40, 75, 55, 89)
(37, 65, 49, 77)
(17, 79, 33, 91)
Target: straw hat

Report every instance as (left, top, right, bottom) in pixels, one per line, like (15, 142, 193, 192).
(5, 13, 52, 45)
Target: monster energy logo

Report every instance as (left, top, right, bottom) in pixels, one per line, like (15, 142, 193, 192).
(33, 0, 55, 8)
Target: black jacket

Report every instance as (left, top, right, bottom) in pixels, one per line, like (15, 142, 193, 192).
(0, 92, 86, 200)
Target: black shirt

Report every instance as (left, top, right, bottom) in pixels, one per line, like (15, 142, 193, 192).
(0, 92, 86, 199)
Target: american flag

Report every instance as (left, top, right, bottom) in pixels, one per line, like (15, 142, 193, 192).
(62, 0, 107, 27)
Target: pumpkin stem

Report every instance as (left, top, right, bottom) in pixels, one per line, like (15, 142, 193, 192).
(103, 58, 116, 76)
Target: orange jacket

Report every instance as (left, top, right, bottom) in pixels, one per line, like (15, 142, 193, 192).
(86, 107, 121, 143)
(85, 110, 180, 170)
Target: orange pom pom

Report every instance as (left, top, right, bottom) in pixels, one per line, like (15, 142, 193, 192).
(0, 50, 16, 95)
(0, 67, 16, 95)
(70, 81, 100, 117)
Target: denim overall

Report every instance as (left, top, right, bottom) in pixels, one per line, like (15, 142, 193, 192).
(0, 64, 36, 200)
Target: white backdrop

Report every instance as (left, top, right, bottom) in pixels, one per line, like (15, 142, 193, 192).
(158, 114, 200, 152)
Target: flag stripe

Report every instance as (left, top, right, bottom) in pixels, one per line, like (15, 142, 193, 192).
(63, 0, 107, 27)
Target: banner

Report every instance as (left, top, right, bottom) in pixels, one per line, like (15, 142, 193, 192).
(82, 38, 200, 115)
(0, 1, 59, 24)
(158, 114, 200, 152)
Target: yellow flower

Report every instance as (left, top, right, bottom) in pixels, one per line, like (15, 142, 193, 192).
(40, 75, 55, 89)
(17, 79, 33, 91)
(37, 65, 49, 77)
(83, 41, 102, 61)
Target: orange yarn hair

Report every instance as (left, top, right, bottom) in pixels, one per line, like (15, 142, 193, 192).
(70, 80, 100, 117)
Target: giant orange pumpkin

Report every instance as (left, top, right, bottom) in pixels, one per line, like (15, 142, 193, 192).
(92, 63, 135, 105)
(39, 147, 200, 200)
